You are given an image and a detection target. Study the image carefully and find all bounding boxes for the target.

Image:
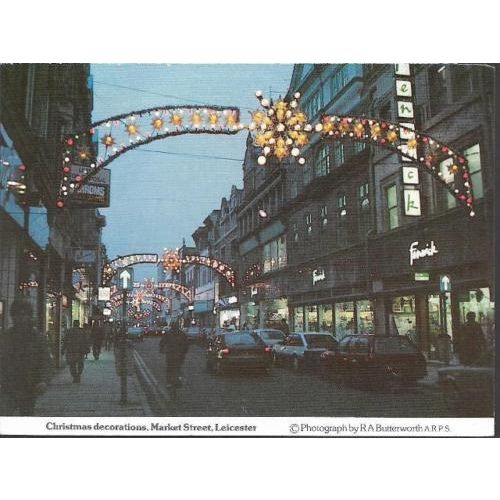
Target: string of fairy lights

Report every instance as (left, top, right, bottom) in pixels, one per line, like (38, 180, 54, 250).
(56, 91, 476, 218)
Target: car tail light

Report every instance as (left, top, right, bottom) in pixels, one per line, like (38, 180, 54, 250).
(264, 346, 272, 353)
(220, 348, 230, 355)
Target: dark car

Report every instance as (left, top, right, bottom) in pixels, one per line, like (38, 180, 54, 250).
(207, 331, 272, 375)
(320, 334, 427, 384)
(126, 326, 144, 342)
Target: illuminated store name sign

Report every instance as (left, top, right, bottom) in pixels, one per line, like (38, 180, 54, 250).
(409, 241, 439, 266)
(312, 268, 326, 285)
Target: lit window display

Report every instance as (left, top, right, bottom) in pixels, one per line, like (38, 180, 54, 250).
(391, 295, 416, 341)
(335, 302, 354, 339)
(306, 305, 318, 332)
(294, 306, 304, 331)
(356, 300, 374, 334)
(318, 304, 333, 333)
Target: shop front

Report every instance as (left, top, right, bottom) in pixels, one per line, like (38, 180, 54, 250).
(292, 298, 374, 339)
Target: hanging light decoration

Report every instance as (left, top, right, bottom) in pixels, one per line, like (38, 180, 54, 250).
(249, 91, 308, 166)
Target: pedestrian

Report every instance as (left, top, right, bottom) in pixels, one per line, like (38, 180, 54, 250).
(82, 323, 91, 359)
(0, 298, 51, 416)
(103, 321, 113, 351)
(159, 322, 189, 389)
(458, 312, 486, 365)
(436, 331, 452, 365)
(280, 318, 290, 337)
(61, 320, 89, 383)
(90, 320, 104, 360)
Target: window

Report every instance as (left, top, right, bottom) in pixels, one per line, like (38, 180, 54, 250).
(263, 236, 287, 273)
(331, 65, 349, 97)
(305, 213, 312, 236)
(464, 144, 483, 199)
(305, 90, 322, 119)
(452, 65, 476, 101)
(386, 184, 399, 230)
(292, 222, 299, 243)
(314, 144, 330, 177)
(337, 194, 347, 217)
(293, 307, 304, 331)
(359, 183, 370, 210)
(320, 205, 328, 229)
(303, 162, 313, 186)
(354, 141, 366, 153)
(429, 64, 448, 115)
(438, 157, 457, 211)
(333, 143, 344, 167)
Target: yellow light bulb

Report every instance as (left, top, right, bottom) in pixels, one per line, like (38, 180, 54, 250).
(170, 114, 182, 126)
(151, 118, 163, 130)
(208, 113, 218, 125)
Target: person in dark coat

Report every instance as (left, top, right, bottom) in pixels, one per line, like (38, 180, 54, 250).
(458, 312, 486, 365)
(61, 320, 89, 383)
(159, 322, 189, 388)
(90, 321, 104, 360)
(280, 318, 290, 337)
(0, 298, 51, 416)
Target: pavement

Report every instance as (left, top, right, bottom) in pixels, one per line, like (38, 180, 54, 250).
(35, 348, 154, 417)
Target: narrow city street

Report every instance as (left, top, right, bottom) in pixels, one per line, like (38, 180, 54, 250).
(133, 338, 449, 417)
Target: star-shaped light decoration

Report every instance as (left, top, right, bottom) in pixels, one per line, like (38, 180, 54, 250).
(208, 112, 219, 126)
(170, 113, 183, 127)
(101, 134, 115, 147)
(249, 91, 311, 165)
(151, 116, 164, 130)
(125, 121, 139, 136)
(161, 250, 181, 272)
(191, 111, 202, 127)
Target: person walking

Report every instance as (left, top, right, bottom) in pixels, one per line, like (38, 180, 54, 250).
(82, 323, 91, 359)
(280, 318, 290, 337)
(0, 298, 51, 416)
(458, 312, 486, 365)
(61, 320, 89, 383)
(103, 321, 113, 351)
(159, 322, 189, 390)
(90, 320, 104, 360)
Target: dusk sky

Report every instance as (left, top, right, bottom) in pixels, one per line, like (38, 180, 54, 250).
(91, 64, 293, 280)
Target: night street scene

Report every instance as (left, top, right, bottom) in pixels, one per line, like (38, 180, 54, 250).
(0, 63, 495, 428)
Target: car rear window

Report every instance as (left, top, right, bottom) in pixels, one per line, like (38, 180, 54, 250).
(224, 332, 261, 346)
(305, 334, 337, 348)
(374, 336, 418, 353)
(260, 331, 285, 341)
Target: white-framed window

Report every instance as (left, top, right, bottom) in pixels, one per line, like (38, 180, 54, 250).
(464, 143, 483, 199)
(386, 184, 399, 230)
(292, 223, 299, 243)
(359, 182, 370, 210)
(314, 144, 330, 177)
(438, 157, 457, 210)
(320, 205, 328, 228)
(305, 213, 313, 236)
(333, 143, 344, 167)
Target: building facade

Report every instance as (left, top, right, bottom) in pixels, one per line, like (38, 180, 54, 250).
(237, 64, 494, 359)
(0, 64, 107, 366)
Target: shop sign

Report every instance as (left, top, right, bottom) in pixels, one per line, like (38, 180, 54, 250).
(103, 308, 111, 316)
(409, 240, 439, 266)
(98, 287, 111, 301)
(70, 165, 111, 208)
(312, 268, 326, 285)
(402, 166, 419, 185)
(404, 189, 421, 216)
(440, 274, 452, 292)
(414, 272, 430, 281)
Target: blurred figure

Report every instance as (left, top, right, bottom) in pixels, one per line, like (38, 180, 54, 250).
(103, 321, 113, 351)
(159, 322, 189, 389)
(62, 320, 88, 383)
(91, 320, 104, 360)
(0, 298, 51, 415)
(279, 318, 290, 337)
(458, 312, 486, 365)
(82, 323, 91, 359)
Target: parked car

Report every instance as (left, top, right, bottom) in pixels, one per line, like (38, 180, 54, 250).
(272, 332, 337, 371)
(207, 331, 272, 375)
(253, 329, 286, 347)
(320, 334, 426, 384)
(438, 353, 494, 416)
(126, 326, 144, 342)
